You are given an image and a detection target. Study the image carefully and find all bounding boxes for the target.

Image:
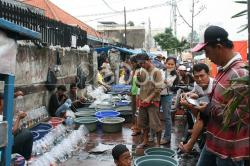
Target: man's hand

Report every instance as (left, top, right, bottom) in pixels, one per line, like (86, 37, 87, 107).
(141, 97, 151, 104)
(17, 111, 27, 119)
(186, 92, 199, 99)
(180, 95, 193, 108)
(14, 91, 24, 97)
(80, 96, 87, 102)
(194, 102, 208, 112)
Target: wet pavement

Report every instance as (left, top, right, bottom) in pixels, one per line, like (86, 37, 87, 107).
(62, 116, 200, 166)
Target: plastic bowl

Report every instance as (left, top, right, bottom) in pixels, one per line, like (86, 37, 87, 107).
(144, 147, 176, 157)
(75, 110, 96, 117)
(48, 117, 64, 128)
(115, 101, 130, 106)
(135, 158, 177, 166)
(98, 117, 125, 133)
(76, 108, 96, 112)
(134, 155, 178, 166)
(95, 110, 120, 119)
(74, 117, 98, 132)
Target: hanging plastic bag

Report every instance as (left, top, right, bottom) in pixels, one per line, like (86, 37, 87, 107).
(0, 30, 17, 75)
(45, 68, 57, 91)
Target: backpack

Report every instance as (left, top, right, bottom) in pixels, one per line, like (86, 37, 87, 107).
(46, 68, 57, 91)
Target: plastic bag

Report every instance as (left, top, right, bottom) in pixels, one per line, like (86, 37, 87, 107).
(0, 31, 17, 75)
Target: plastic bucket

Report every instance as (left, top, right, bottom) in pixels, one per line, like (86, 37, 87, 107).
(48, 117, 64, 128)
(99, 117, 125, 133)
(134, 155, 178, 166)
(95, 109, 120, 119)
(144, 147, 176, 157)
(74, 117, 98, 132)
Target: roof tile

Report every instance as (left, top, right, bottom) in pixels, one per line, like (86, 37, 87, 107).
(22, 0, 102, 38)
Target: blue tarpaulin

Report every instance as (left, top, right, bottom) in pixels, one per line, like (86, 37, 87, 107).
(95, 46, 145, 55)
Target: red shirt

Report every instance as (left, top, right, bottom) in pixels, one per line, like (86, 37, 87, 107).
(206, 58, 249, 161)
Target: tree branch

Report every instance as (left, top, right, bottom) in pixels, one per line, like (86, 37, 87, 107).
(176, 4, 192, 28)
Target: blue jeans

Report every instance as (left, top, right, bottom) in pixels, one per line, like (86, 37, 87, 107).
(161, 95, 173, 141)
(197, 146, 245, 166)
(55, 99, 72, 117)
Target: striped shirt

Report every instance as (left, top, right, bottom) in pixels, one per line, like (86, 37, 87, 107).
(206, 54, 249, 161)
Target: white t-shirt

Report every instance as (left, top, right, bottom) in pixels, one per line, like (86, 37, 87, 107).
(161, 70, 177, 95)
(192, 77, 214, 96)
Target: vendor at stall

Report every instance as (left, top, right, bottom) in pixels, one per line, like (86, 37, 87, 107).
(67, 83, 87, 111)
(48, 85, 72, 117)
(0, 91, 33, 160)
(97, 67, 111, 92)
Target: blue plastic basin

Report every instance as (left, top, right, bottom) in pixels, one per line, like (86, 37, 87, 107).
(95, 110, 120, 119)
(31, 123, 52, 140)
(31, 131, 40, 141)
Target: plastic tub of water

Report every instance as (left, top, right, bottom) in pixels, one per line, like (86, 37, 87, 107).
(144, 147, 176, 157)
(76, 108, 96, 112)
(48, 117, 64, 128)
(134, 155, 178, 166)
(95, 109, 120, 119)
(75, 110, 96, 117)
(74, 117, 98, 132)
(99, 117, 125, 133)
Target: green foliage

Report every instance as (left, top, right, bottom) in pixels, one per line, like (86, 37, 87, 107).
(232, 0, 248, 32)
(222, 65, 249, 132)
(154, 28, 189, 54)
(127, 21, 134, 26)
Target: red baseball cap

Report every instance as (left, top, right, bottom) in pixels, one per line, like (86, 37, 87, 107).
(192, 26, 229, 52)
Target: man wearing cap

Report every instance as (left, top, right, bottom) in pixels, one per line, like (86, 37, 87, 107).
(178, 65, 194, 85)
(192, 26, 249, 166)
(136, 53, 163, 148)
(152, 54, 165, 69)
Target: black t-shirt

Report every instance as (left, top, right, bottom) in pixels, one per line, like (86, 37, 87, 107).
(48, 93, 62, 117)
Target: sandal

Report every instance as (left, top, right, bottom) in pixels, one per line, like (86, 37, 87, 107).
(136, 143, 149, 149)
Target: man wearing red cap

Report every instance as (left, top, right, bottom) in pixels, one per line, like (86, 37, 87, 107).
(192, 26, 249, 166)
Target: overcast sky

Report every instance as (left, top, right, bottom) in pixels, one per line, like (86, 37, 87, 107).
(50, 0, 247, 41)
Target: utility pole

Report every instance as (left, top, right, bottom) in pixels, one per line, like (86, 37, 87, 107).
(124, 6, 127, 45)
(176, 0, 205, 48)
(170, 0, 177, 37)
(190, 0, 194, 48)
(147, 17, 152, 52)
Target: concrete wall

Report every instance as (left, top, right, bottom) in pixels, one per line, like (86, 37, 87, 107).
(13, 46, 92, 112)
(99, 29, 145, 48)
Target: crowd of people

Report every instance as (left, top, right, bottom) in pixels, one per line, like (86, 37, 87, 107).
(0, 25, 248, 166)
(112, 25, 249, 166)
